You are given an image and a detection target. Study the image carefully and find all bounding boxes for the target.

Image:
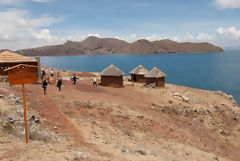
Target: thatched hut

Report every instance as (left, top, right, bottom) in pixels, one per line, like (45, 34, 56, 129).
(129, 65, 148, 83)
(0, 50, 38, 75)
(145, 67, 166, 87)
(100, 64, 125, 87)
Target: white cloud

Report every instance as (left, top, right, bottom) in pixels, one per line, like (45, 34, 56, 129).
(216, 27, 240, 39)
(141, 34, 161, 41)
(0, 0, 21, 5)
(196, 33, 213, 41)
(32, 0, 49, 2)
(87, 33, 101, 38)
(176, 27, 240, 48)
(0, 9, 65, 50)
(214, 0, 240, 9)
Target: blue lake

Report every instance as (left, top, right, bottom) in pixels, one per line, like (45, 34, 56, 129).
(39, 51, 240, 104)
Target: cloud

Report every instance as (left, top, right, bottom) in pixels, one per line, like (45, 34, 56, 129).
(0, 9, 64, 50)
(141, 34, 161, 41)
(87, 33, 101, 38)
(216, 27, 240, 39)
(177, 27, 240, 48)
(196, 33, 213, 41)
(214, 0, 240, 9)
(0, 0, 21, 5)
(32, 0, 50, 2)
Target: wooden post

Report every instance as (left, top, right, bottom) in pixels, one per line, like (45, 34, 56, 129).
(22, 84, 28, 144)
(4, 64, 38, 144)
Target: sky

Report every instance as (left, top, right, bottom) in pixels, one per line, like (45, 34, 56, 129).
(0, 0, 240, 50)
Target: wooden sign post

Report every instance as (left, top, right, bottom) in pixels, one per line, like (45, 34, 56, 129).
(4, 64, 38, 144)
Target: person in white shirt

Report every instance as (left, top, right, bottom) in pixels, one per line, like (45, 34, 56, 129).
(93, 77, 97, 86)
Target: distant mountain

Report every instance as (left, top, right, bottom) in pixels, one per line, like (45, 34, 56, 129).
(17, 36, 223, 56)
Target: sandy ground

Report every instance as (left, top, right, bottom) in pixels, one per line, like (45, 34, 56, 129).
(0, 71, 240, 161)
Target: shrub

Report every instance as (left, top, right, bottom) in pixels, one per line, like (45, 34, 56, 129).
(3, 123, 13, 133)
(168, 100, 173, 104)
(29, 131, 50, 143)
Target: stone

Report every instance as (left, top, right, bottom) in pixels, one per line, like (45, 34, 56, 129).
(136, 150, 147, 155)
(14, 97, 21, 104)
(7, 116, 15, 123)
(54, 148, 66, 153)
(33, 116, 40, 123)
(71, 157, 80, 161)
(118, 145, 129, 153)
(15, 105, 24, 117)
(0, 94, 4, 98)
(182, 95, 190, 102)
(8, 93, 15, 99)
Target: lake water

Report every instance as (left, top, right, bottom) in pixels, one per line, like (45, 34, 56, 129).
(39, 51, 240, 104)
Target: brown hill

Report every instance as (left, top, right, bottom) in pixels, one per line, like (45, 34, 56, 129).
(16, 36, 223, 56)
(153, 39, 224, 53)
(117, 39, 166, 54)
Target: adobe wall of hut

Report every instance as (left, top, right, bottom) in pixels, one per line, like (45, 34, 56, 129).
(101, 76, 123, 87)
(0, 62, 38, 75)
(146, 77, 165, 87)
(131, 74, 146, 83)
(156, 77, 165, 87)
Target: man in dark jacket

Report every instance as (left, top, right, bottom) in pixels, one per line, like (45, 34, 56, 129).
(42, 79, 48, 95)
(72, 74, 77, 85)
(57, 79, 63, 91)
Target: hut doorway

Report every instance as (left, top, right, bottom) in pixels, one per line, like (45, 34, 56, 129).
(133, 75, 136, 81)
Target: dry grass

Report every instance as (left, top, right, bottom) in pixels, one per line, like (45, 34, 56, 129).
(29, 131, 51, 143)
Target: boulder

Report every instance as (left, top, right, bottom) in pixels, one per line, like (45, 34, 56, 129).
(0, 94, 4, 98)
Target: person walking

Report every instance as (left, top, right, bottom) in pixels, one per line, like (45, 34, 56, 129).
(93, 77, 97, 86)
(72, 74, 78, 85)
(57, 78, 63, 91)
(42, 79, 48, 95)
(50, 68, 54, 77)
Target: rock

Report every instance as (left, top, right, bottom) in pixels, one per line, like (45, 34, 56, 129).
(7, 117, 15, 123)
(15, 105, 24, 117)
(76, 152, 88, 159)
(0, 94, 4, 98)
(94, 135, 101, 138)
(218, 129, 230, 136)
(145, 83, 156, 88)
(182, 95, 190, 102)
(118, 145, 129, 153)
(54, 148, 66, 153)
(8, 94, 15, 99)
(54, 126, 58, 130)
(42, 118, 48, 122)
(172, 92, 190, 103)
(136, 150, 147, 155)
(33, 116, 40, 123)
(71, 157, 80, 161)
(14, 97, 21, 104)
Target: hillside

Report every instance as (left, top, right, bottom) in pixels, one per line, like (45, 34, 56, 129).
(16, 37, 223, 56)
(0, 69, 239, 160)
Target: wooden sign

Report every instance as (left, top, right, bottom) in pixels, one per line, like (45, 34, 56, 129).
(5, 65, 37, 85)
(4, 64, 38, 144)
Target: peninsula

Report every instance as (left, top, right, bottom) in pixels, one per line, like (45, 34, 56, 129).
(17, 36, 223, 56)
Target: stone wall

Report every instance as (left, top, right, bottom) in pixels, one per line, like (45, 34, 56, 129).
(146, 77, 165, 87)
(101, 76, 123, 87)
(131, 74, 146, 83)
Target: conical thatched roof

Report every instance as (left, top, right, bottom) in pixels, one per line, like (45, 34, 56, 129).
(145, 67, 166, 78)
(0, 50, 37, 63)
(100, 64, 125, 76)
(129, 65, 148, 75)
